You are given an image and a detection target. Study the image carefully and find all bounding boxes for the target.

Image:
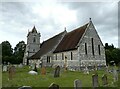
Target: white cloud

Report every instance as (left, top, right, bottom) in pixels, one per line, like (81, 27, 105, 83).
(32, 2, 77, 27)
(0, 1, 118, 48)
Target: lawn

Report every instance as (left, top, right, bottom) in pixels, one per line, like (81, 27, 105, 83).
(2, 66, 119, 89)
(0, 65, 2, 89)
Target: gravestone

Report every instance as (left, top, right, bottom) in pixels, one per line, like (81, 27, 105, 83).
(54, 65, 60, 78)
(102, 74, 108, 86)
(3, 65, 7, 72)
(74, 79, 82, 89)
(105, 65, 109, 74)
(41, 66, 46, 75)
(113, 68, 118, 82)
(92, 73, 99, 88)
(8, 65, 16, 80)
(48, 83, 59, 89)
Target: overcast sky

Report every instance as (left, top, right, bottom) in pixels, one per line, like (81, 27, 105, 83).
(0, 0, 119, 48)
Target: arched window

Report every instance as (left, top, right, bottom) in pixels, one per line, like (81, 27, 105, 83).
(33, 37, 36, 43)
(62, 53, 64, 60)
(91, 38, 94, 56)
(98, 45, 101, 55)
(47, 56, 51, 63)
(56, 54, 57, 60)
(71, 52, 73, 60)
(85, 43, 87, 55)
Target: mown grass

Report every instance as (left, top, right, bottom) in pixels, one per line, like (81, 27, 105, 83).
(0, 65, 2, 89)
(2, 66, 119, 88)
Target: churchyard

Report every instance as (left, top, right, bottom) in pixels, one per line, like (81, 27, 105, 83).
(2, 64, 120, 89)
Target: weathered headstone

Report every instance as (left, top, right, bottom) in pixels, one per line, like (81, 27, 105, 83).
(3, 65, 7, 72)
(113, 68, 118, 82)
(74, 79, 82, 89)
(54, 65, 60, 78)
(8, 65, 15, 80)
(41, 66, 46, 75)
(48, 83, 59, 89)
(102, 74, 108, 86)
(105, 65, 109, 74)
(92, 73, 99, 88)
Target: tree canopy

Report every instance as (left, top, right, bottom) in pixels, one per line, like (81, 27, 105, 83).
(14, 41, 26, 64)
(105, 43, 120, 65)
(1, 41, 13, 64)
(1, 41, 26, 64)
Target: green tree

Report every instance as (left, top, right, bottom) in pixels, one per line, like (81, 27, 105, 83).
(105, 43, 120, 65)
(1, 41, 13, 64)
(111, 48, 120, 65)
(0, 44, 2, 64)
(13, 41, 26, 64)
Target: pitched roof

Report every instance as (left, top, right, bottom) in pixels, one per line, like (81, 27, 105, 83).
(27, 26, 38, 37)
(54, 23, 89, 53)
(31, 26, 37, 33)
(29, 30, 66, 59)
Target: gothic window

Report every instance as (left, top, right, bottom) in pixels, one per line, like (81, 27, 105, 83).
(91, 38, 94, 56)
(56, 54, 57, 60)
(47, 56, 51, 63)
(71, 52, 73, 60)
(62, 53, 64, 60)
(33, 37, 36, 43)
(85, 43, 87, 55)
(98, 45, 101, 55)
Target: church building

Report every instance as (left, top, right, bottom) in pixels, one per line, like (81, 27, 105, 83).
(23, 19, 106, 70)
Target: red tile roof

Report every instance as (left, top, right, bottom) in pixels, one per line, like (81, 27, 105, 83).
(54, 23, 89, 53)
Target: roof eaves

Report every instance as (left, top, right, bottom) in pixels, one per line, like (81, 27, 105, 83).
(76, 23, 89, 48)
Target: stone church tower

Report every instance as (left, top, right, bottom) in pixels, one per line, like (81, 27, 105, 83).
(23, 26, 40, 65)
